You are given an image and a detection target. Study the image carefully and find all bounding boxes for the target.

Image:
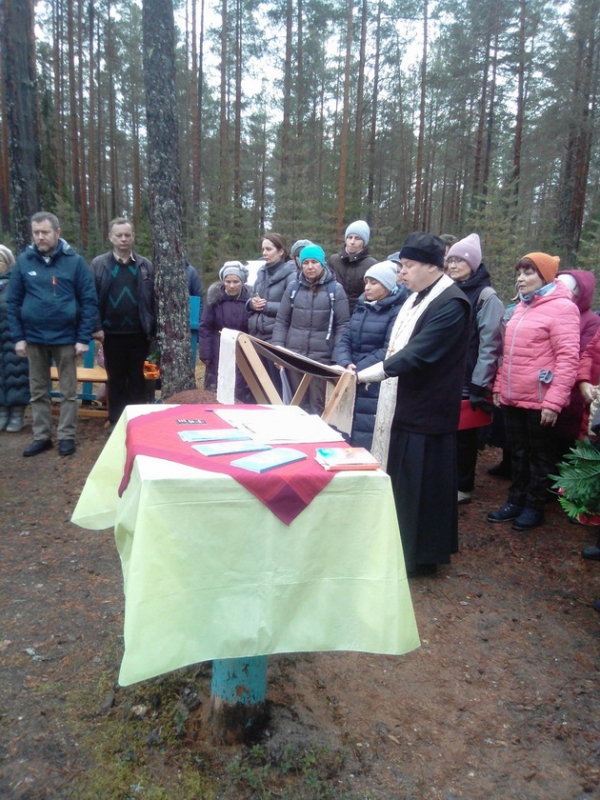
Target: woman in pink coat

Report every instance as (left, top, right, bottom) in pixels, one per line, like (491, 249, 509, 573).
(487, 253, 580, 530)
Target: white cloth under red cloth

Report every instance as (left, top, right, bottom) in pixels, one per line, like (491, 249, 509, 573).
(119, 404, 335, 524)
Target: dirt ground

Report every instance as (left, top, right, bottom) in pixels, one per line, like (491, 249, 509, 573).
(1, 410, 600, 800)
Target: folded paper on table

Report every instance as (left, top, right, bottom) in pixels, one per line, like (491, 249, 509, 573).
(216, 405, 344, 444)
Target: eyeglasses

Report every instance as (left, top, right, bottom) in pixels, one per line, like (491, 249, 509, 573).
(445, 258, 466, 266)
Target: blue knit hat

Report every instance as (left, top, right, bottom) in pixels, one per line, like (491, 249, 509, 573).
(299, 244, 326, 267)
(345, 220, 370, 246)
(364, 261, 398, 292)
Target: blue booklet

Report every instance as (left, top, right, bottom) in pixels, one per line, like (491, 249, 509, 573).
(192, 441, 272, 457)
(230, 448, 307, 473)
(178, 428, 251, 443)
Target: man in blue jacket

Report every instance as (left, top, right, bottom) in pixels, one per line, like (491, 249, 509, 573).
(8, 212, 98, 457)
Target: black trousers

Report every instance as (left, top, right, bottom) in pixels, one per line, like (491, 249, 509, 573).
(502, 405, 557, 513)
(456, 427, 479, 492)
(103, 332, 149, 424)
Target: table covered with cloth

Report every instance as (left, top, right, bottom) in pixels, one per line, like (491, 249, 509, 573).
(71, 405, 420, 686)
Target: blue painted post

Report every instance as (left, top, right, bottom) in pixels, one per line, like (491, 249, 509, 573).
(210, 656, 269, 743)
(189, 295, 201, 363)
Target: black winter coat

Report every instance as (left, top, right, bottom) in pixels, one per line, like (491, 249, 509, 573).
(0, 267, 30, 407)
(335, 287, 408, 448)
(327, 247, 377, 314)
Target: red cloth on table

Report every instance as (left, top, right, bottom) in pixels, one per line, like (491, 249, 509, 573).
(118, 405, 335, 525)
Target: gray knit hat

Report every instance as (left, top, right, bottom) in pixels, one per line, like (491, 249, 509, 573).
(345, 220, 370, 246)
(364, 261, 398, 292)
(291, 238, 313, 258)
(219, 261, 249, 282)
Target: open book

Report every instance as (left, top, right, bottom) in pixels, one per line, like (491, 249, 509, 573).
(315, 447, 380, 472)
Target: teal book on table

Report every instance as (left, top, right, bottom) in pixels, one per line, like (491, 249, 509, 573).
(178, 429, 251, 443)
(230, 448, 307, 473)
(193, 441, 272, 457)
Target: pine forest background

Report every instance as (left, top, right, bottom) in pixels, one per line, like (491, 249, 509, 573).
(2, 0, 600, 300)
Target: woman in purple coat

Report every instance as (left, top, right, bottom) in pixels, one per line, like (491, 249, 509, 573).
(199, 261, 251, 397)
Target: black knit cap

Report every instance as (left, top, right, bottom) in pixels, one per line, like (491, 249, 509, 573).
(398, 232, 445, 269)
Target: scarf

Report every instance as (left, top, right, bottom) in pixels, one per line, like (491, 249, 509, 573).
(520, 281, 556, 305)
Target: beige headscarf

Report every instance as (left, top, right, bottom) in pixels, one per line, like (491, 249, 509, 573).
(0, 244, 15, 272)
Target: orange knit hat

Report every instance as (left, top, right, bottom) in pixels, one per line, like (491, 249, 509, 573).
(522, 252, 560, 284)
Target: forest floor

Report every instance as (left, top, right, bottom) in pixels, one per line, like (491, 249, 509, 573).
(1, 409, 600, 800)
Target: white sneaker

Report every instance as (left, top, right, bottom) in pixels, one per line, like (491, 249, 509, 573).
(457, 491, 472, 505)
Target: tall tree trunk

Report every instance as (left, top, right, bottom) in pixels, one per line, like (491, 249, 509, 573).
(335, 0, 353, 241)
(0, 57, 11, 232)
(472, 32, 490, 210)
(2, 0, 40, 251)
(196, 0, 205, 220)
(77, 0, 88, 246)
(191, 0, 200, 217)
(219, 0, 229, 213)
(280, 0, 293, 193)
(296, 0, 304, 141)
(233, 0, 243, 247)
(366, 0, 382, 218)
(511, 0, 526, 222)
(67, 0, 81, 215)
(53, 0, 64, 200)
(480, 22, 499, 209)
(413, 0, 428, 230)
(132, 91, 142, 230)
(106, 11, 119, 220)
(557, 0, 600, 265)
(142, 0, 195, 397)
(88, 0, 97, 228)
(352, 0, 368, 214)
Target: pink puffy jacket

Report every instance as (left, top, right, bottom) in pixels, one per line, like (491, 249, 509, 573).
(494, 282, 580, 413)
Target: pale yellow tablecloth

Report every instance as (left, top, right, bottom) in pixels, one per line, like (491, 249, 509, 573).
(72, 405, 420, 685)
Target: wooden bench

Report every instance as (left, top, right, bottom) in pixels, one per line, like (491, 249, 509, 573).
(49, 298, 201, 418)
(50, 340, 109, 418)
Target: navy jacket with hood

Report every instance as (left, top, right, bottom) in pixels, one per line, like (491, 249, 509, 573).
(8, 239, 97, 346)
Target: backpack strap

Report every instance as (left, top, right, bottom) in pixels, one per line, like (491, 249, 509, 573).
(477, 286, 496, 308)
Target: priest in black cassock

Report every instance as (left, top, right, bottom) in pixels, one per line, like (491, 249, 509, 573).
(357, 232, 471, 576)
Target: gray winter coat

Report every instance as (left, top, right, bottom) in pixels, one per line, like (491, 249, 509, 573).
(271, 265, 350, 364)
(246, 259, 297, 341)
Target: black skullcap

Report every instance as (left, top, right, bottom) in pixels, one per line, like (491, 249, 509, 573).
(398, 232, 445, 270)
